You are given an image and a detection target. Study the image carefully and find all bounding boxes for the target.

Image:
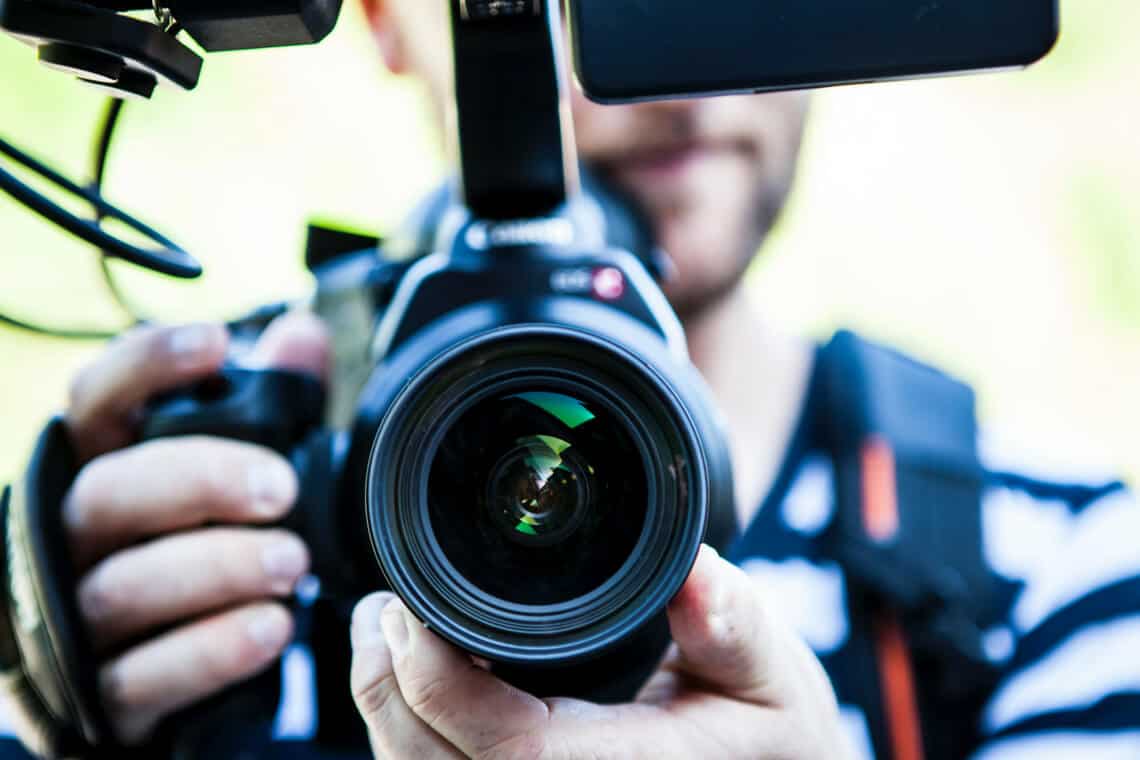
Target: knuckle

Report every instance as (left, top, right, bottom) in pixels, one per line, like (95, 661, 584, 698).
(201, 628, 263, 685)
(99, 664, 160, 745)
(76, 564, 125, 627)
(352, 670, 401, 721)
(171, 439, 250, 515)
(136, 436, 289, 522)
(66, 369, 92, 414)
(403, 673, 453, 728)
(212, 528, 283, 595)
(63, 458, 113, 533)
(192, 535, 245, 598)
(98, 662, 143, 717)
(116, 324, 165, 361)
(69, 326, 157, 407)
(189, 440, 281, 517)
(223, 604, 293, 669)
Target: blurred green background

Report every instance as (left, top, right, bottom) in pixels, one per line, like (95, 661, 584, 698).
(1, 1, 1137, 484)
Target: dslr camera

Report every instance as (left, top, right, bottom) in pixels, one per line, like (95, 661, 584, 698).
(0, 0, 1058, 755)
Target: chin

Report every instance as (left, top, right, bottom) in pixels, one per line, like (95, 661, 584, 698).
(662, 268, 742, 321)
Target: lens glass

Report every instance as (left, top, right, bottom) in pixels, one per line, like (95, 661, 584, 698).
(427, 388, 648, 606)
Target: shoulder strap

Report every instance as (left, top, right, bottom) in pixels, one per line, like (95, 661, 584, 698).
(816, 331, 1005, 760)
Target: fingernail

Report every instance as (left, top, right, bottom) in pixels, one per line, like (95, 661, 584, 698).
(168, 324, 223, 359)
(247, 459, 296, 517)
(381, 603, 410, 658)
(262, 537, 308, 594)
(247, 608, 291, 652)
(699, 546, 736, 640)
(700, 544, 722, 562)
(351, 592, 396, 649)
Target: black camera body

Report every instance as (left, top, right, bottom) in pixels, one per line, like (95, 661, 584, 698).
(142, 182, 737, 703)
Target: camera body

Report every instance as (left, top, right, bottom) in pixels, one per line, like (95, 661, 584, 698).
(142, 181, 737, 702)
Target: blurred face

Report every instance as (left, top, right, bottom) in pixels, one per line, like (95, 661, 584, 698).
(366, 0, 809, 318)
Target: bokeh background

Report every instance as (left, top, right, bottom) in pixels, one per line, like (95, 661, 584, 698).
(1, 0, 1137, 484)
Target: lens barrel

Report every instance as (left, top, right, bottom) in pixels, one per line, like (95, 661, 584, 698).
(367, 325, 712, 669)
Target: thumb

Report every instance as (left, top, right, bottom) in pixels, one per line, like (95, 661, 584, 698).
(666, 545, 792, 705)
(245, 310, 331, 383)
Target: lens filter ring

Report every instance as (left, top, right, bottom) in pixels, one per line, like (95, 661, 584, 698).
(366, 325, 709, 666)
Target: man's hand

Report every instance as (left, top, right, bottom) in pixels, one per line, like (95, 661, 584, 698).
(60, 312, 330, 743)
(349, 545, 851, 759)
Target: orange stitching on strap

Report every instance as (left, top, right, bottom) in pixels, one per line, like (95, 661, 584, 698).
(861, 435, 900, 543)
(861, 436, 925, 760)
(875, 616, 926, 760)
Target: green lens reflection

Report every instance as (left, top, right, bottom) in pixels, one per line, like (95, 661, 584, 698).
(429, 386, 649, 604)
(509, 392, 596, 429)
(485, 430, 592, 545)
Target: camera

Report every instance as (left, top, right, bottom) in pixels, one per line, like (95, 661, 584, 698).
(0, 0, 1060, 754)
(142, 172, 737, 701)
(120, 0, 738, 704)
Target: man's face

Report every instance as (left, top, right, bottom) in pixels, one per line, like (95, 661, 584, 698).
(370, 0, 809, 318)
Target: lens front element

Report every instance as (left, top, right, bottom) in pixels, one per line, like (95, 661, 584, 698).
(428, 388, 648, 606)
(367, 326, 721, 669)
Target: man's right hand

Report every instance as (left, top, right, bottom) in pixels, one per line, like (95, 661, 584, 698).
(59, 312, 330, 744)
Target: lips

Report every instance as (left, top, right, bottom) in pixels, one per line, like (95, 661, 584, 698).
(618, 143, 703, 173)
(604, 138, 754, 183)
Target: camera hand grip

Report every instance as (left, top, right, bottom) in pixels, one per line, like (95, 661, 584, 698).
(139, 368, 325, 454)
(137, 368, 327, 755)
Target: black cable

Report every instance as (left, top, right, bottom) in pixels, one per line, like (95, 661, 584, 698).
(0, 134, 197, 276)
(0, 128, 125, 340)
(0, 86, 195, 340)
(92, 20, 187, 324)
(93, 97, 123, 189)
(88, 94, 197, 290)
(0, 9, 202, 339)
(92, 96, 146, 326)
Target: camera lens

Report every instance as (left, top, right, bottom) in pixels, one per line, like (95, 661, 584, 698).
(366, 325, 727, 675)
(427, 389, 648, 605)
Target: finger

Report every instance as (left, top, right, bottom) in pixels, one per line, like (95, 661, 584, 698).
(67, 323, 229, 462)
(349, 593, 463, 760)
(64, 437, 297, 569)
(379, 600, 549, 760)
(597, 545, 840, 758)
(99, 601, 293, 744)
(665, 544, 779, 703)
(78, 528, 309, 652)
(666, 544, 824, 708)
(244, 310, 331, 383)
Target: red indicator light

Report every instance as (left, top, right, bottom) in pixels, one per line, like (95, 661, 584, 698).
(592, 267, 625, 301)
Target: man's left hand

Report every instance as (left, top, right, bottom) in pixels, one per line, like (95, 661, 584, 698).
(349, 545, 851, 759)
